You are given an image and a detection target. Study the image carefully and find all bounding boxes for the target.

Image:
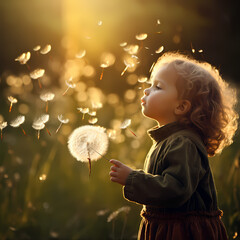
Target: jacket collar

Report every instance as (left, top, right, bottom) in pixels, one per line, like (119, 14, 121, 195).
(147, 121, 188, 143)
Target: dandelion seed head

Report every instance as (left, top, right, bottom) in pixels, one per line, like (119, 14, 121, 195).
(120, 119, 131, 129)
(88, 117, 98, 124)
(33, 45, 41, 51)
(32, 122, 45, 130)
(75, 50, 86, 58)
(68, 125, 109, 162)
(0, 121, 7, 130)
(120, 42, 127, 47)
(77, 107, 89, 114)
(155, 46, 164, 54)
(8, 96, 18, 104)
(135, 33, 148, 41)
(34, 114, 49, 125)
(30, 68, 45, 79)
(100, 52, 115, 68)
(123, 55, 140, 68)
(40, 44, 51, 54)
(15, 52, 31, 64)
(138, 76, 148, 83)
(10, 115, 25, 127)
(58, 115, 69, 124)
(97, 20, 103, 26)
(124, 45, 139, 55)
(40, 92, 55, 102)
(88, 110, 96, 116)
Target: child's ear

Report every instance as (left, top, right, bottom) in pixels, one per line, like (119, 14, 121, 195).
(175, 100, 191, 116)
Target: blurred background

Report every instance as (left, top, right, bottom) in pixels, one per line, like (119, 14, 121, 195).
(0, 0, 240, 239)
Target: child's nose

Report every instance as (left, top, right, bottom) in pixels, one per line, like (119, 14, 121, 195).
(144, 87, 150, 95)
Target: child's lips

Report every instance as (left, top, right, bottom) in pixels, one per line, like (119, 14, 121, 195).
(141, 98, 146, 105)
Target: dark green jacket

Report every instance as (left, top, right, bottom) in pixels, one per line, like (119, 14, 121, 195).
(123, 121, 219, 212)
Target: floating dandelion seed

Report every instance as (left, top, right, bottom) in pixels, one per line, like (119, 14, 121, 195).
(56, 114, 69, 133)
(62, 77, 76, 95)
(0, 121, 7, 140)
(96, 209, 110, 216)
(88, 110, 97, 116)
(33, 45, 41, 51)
(107, 129, 117, 140)
(97, 20, 103, 26)
(155, 46, 164, 54)
(8, 96, 18, 112)
(15, 52, 31, 70)
(120, 119, 136, 137)
(157, 19, 161, 25)
(149, 62, 156, 73)
(10, 115, 26, 136)
(88, 117, 98, 124)
(30, 68, 45, 88)
(68, 125, 109, 176)
(40, 92, 55, 113)
(99, 52, 116, 80)
(135, 33, 148, 41)
(75, 49, 86, 59)
(77, 107, 89, 120)
(198, 49, 203, 53)
(107, 206, 131, 222)
(119, 42, 127, 47)
(34, 114, 51, 136)
(138, 76, 148, 83)
(32, 121, 45, 139)
(40, 44, 51, 55)
(121, 55, 140, 76)
(124, 44, 139, 55)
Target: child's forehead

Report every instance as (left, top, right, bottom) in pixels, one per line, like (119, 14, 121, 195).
(150, 64, 177, 84)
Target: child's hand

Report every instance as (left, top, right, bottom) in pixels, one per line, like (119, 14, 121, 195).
(109, 159, 133, 185)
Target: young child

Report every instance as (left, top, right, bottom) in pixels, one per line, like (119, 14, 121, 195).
(109, 52, 239, 240)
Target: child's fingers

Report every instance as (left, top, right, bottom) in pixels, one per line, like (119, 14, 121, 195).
(109, 159, 122, 167)
(110, 166, 118, 172)
(110, 177, 118, 182)
(109, 171, 118, 177)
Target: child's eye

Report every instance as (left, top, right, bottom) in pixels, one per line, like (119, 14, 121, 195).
(155, 86, 162, 90)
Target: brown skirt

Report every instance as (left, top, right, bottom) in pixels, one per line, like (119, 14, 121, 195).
(138, 208, 229, 240)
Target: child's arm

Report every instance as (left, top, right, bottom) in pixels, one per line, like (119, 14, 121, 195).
(109, 159, 133, 185)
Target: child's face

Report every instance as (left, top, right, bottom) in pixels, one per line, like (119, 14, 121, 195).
(141, 64, 180, 125)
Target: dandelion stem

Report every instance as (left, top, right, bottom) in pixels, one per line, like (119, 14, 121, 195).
(62, 86, 70, 96)
(121, 65, 129, 76)
(128, 128, 137, 137)
(88, 146, 110, 161)
(38, 78, 42, 89)
(100, 68, 104, 80)
(37, 130, 40, 140)
(45, 127, 51, 136)
(9, 103, 13, 112)
(21, 126, 27, 136)
(82, 113, 85, 120)
(55, 122, 63, 133)
(46, 101, 48, 113)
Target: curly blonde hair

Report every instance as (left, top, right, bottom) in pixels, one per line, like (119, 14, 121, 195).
(151, 52, 239, 156)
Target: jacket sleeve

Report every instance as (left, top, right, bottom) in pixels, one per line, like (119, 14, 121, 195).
(123, 136, 206, 208)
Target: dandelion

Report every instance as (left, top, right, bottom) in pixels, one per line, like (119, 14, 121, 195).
(10, 115, 26, 136)
(77, 107, 89, 120)
(68, 125, 109, 176)
(62, 77, 76, 96)
(15, 52, 31, 69)
(30, 68, 45, 88)
(120, 119, 136, 137)
(99, 52, 116, 80)
(40, 44, 51, 55)
(75, 49, 86, 58)
(0, 121, 7, 140)
(8, 96, 18, 112)
(155, 46, 164, 54)
(121, 55, 140, 76)
(135, 33, 148, 41)
(32, 121, 45, 139)
(34, 114, 51, 136)
(56, 114, 69, 133)
(40, 92, 55, 113)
